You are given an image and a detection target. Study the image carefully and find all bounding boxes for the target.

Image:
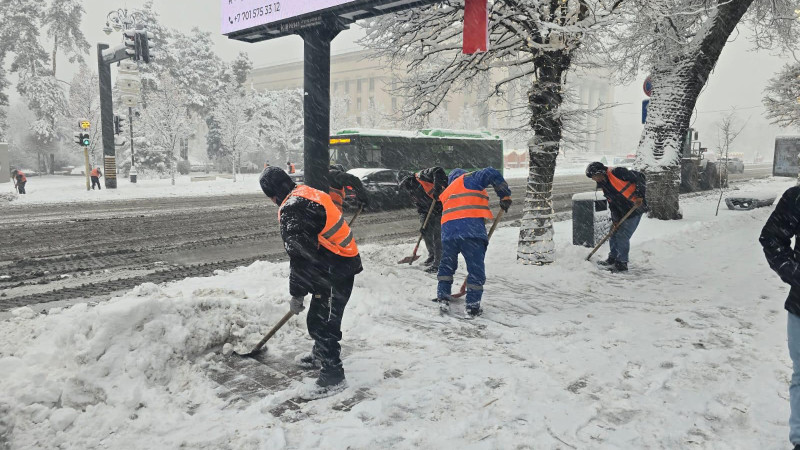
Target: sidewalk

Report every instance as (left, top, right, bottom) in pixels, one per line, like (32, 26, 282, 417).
(0, 177, 795, 449)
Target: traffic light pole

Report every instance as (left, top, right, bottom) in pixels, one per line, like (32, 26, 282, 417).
(97, 43, 117, 189)
(129, 106, 137, 183)
(83, 147, 91, 191)
(299, 23, 345, 192)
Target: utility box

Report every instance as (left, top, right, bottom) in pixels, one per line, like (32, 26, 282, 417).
(0, 143, 9, 184)
(572, 192, 611, 247)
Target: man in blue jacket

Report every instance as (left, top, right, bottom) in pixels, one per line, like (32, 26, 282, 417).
(436, 167, 512, 318)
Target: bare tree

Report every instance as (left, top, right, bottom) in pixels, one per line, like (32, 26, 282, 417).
(598, 0, 798, 220)
(212, 84, 259, 182)
(714, 110, 746, 216)
(256, 89, 303, 164)
(139, 77, 193, 186)
(362, 0, 625, 265)
(764, 62, 800, 129)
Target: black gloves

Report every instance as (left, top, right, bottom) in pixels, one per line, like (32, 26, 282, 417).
(500, 197, 512, 213)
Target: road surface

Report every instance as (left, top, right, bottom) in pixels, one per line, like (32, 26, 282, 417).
(0, 165, 773, 311)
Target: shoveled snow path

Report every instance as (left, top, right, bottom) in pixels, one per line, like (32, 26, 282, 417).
(0, 178, 795, 449)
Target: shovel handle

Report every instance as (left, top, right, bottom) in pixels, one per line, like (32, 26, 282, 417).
(349, 205, 363, 227)
(406, 201, 437, 265)
(250, 310, 294, 353)
(586, 203, 640, 261)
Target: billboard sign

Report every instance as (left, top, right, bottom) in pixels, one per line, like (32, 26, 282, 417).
(774, 136, 800, 177)
(222, 0, 439, 41)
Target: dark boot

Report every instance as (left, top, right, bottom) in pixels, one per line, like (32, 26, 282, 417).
(316, 366, 346, 388)
(424, 265, 438, 274)
(597, 256, 616, 267)
(295, 352, 321, 369)
(422, 256, 434, 267)
(464, 305, 483, 319)
(610, 261, 628, 273)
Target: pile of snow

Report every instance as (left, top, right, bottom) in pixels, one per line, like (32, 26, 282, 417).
(1, 177, 798, 448)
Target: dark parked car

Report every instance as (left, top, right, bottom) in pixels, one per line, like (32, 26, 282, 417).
(725, 158, 744, 174)
(345, 168, 412, 210)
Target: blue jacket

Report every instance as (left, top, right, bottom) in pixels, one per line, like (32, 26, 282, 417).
(441, 167, 511, 242)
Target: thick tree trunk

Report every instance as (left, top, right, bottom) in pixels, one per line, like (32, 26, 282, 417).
(517, 54, 569, 265)
(637, 0, 754, 220)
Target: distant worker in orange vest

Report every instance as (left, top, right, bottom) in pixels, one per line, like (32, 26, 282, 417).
(585, 162, 647, 273)
(259, 166, 362, 397)
(90, 167, 103, 190)
(436, 167, 511, 319)
(11, 169, 27, 194)
(264, 161, 270, 169)
(286, 161, 296, 174)
(328, 164, 369, 213)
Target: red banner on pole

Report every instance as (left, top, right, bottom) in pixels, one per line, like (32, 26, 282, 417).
(463, 0, 488, 54)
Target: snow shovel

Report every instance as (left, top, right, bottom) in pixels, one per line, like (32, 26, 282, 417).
(450, 209, 505, 299)
(349, 205, 363, 227)
(398, 200, 437, 265)
(585, 203, 641, 261)
(234, 310, 295, 357)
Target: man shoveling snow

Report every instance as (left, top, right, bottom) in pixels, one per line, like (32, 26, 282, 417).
(259, 167, 362, 398)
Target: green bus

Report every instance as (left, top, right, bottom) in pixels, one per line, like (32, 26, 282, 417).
(329, 128, 504, 173)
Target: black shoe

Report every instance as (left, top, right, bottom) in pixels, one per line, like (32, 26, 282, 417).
(295, 352, 321, 369)
(465, 306, 483, 319)
(316, 368, 345, 388)
(597, 257, 616, 267)
(424, 265, 438, 274)
(609, 261, 628, 273)
(422, 257, 434, 267)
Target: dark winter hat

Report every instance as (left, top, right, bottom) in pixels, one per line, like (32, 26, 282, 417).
(585, 162, 607, 178)
(448, 168, 467, 184)
(259, 167, 295, 200)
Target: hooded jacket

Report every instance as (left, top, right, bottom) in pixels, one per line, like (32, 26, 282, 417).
(260, 168, 363, 297)
(399, 167, 448, 215)
(761, 186, 800, 315)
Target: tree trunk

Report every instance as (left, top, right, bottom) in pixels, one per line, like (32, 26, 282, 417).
(637, 0, 754, 220)
(517, 53, 569, 265)
(52, 38, 58, 77)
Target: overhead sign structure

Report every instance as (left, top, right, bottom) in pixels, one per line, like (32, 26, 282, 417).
(223, 0, 440, 42)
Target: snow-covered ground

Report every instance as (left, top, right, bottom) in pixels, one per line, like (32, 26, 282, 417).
(1, 178, 797, 449)
(0, 173, 262, 205)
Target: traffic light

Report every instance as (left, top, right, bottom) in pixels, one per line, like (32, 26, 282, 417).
(114, 115, 125, 135)
(73, 132, 90, 147)
(136, 30, 155, 63)
(123, 30, 140, 61)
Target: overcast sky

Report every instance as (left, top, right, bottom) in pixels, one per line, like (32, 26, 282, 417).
(34, 1, 799, 160)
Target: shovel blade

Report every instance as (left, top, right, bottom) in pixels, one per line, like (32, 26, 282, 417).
(397, 254, 421, 264)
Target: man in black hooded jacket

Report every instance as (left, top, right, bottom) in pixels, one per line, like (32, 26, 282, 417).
(760, 186, 800, 449)
(259, 167, 362, 394)
(399, 167, 448, 272)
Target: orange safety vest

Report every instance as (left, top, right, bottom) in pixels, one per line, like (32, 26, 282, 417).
(288, 163, 296, 174)
(440, 174, 493, 225)
(415, 173, 436, 199)
(607, 168, 640, 202)
(279, 185, 359, 258)
(91, 168, 100, 177)
(17, 171, 27, 182)
(329, 186, 345, 212)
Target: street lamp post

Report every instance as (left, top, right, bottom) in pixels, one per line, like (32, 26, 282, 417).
(103, 8, 145, 184)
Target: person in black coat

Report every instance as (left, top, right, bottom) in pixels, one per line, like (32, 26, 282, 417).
(586, 162, 646, 272)
(329, 164, 369, 212)
(400, 167, 448, 272)
(760, 186, 800, 449)
(259, 167, 362, 393)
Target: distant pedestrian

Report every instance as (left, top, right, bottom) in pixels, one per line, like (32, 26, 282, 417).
(264, 161, 270, 169)
(287, 161, 296, 174)
(585, 162, 646, 273)
(90, 167, 103, 190)
(760, 186, 800, 450)
(11, 169, 26, 194)
(436, 167, 511, 318)
(400, 167, 448, 273)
